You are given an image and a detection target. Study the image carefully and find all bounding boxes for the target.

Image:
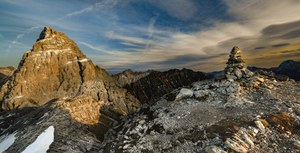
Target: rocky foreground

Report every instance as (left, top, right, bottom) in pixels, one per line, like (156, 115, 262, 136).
(99, 48, 300, 153)
(0, 27, 299, 153)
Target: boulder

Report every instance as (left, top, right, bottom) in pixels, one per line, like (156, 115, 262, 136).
(175, 88, 193, 101)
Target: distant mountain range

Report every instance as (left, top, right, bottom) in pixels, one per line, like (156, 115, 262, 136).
(248, 60, 300, 81)
(206, 60, 300, 81)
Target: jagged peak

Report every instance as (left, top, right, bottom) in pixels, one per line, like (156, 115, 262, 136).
(31, 26, 85, 56)
(123, 69, 134, 73)
(37, 27, 56, 41)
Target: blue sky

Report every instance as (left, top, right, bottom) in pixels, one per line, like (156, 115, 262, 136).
(1, 0, 300, 72)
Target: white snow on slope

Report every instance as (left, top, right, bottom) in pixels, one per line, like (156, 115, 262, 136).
(79, 58, 89, 62)
(0, 133, 16, 152)
(21, 126, 55, 153)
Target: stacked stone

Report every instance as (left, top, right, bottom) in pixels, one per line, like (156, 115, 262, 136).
(225, 46, 253, 80)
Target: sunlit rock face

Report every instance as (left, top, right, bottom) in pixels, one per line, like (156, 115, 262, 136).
(0, 27, 140, 115)
(0, 66, 15, 87)
(0, 27, 96, 110)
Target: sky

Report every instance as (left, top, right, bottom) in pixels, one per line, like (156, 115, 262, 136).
(1, 0, 300, 73)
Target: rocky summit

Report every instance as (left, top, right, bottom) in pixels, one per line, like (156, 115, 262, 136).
(100, 57, 300, 153)
(0, 27, 96, 110)
(0, 27, 299, 153)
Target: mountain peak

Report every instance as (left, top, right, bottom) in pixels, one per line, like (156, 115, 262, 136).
(0, 27, 96, 110)
(37, 26, 55, 41)
(31, 27, 84, 56)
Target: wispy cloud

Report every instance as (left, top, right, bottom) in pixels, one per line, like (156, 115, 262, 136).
(78, 41, 124, 55)
(57, 6, 94, 21)
(57, 0, 119, 21)
(106, 32, 148, 46)
(5, 26, 41, 54)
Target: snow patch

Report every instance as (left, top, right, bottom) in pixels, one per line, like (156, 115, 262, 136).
(0, 133, 17, 152)
(66, 61, 73, 65)
(43, 48, 72, 55)
(39, 34, 56, 42)
(79, 58, 89, 63)
(66, 58, 89, 65)
(31, 48, 72, 58)
(22, 126, 55, 153)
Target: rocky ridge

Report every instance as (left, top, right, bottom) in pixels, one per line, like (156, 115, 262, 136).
(112, 69, 151, 87)
(99, 47, 300, 153)
(248, 60, 300, 81)
(124, 68, 207, 104)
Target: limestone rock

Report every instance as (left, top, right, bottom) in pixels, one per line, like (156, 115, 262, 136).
(293, 140, 300, 149)
(255, 120, 266, 133)
(234, 68, 243, 79)
(194, 90, 212, 99)
(176, 88, 193, 101)
(205, 145, 226, 153)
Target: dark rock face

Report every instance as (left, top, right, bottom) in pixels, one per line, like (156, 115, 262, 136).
(112, 69, 151, 87)
(124, 68, 207, 104)
(274, 60, 300, 81)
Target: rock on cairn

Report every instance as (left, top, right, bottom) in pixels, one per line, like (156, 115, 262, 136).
(225, 46, 253, 80)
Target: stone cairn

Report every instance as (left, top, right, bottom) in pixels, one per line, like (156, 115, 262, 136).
(225, 46, 253, 80)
